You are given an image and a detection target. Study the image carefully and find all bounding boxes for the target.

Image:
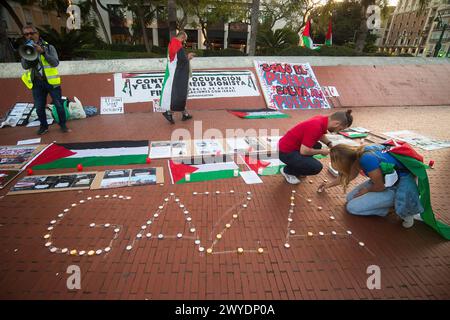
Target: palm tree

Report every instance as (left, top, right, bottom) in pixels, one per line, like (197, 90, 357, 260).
(168, 0, 177, 37)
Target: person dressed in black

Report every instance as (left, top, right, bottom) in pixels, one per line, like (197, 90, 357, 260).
(160, 31, 194, 124)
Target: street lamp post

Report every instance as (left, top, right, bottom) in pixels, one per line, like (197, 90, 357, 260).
(433, 13, 448, 57)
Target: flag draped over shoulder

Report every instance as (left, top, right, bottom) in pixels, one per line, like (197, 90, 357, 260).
(160, 37, 190, 112)
(385, 140, 450, 240)
(325, 19, 332, 46)
(27, 141, 149, 170)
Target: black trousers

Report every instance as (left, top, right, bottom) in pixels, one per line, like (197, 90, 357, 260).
(279, 142, 323, 176)
(32, 77, 66, 128)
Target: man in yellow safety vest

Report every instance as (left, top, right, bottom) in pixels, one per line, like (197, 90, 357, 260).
(20, 24, 70, 135)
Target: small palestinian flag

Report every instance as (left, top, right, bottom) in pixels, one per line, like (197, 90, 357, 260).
(339, 131, 368, 139)
(27, 141, 149, 170)
(168, 156, 239, 184)
(325, 19, 332, 46)
(228, 108, 289, 119)
(242, 154, 285, 176)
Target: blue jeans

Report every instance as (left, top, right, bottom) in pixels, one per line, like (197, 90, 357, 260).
(279, 142, 323, 176)
(32, 78, 66, 128)
(346, 180, 397, 216)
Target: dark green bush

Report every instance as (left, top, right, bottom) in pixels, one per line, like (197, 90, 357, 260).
(316, 45, 359, 56)
(278, 46, 320, 56)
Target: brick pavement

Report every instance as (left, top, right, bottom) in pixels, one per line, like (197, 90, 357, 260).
(0, 106, 449, 299)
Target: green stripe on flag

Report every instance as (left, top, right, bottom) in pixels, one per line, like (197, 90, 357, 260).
(261, 165, 285, 176)
(245, 114, 290, 119)
(176, 169, 238, 184)
(34, 155, 148, 170)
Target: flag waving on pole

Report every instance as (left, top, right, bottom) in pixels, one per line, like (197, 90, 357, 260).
(325, 19, 332, 46)
(302, 20, 315, 49)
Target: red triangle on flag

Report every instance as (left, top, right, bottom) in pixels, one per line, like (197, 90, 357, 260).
(169, 160, 199, 184)
(26, 143, 76, 168)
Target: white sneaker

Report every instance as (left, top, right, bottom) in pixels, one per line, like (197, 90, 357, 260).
(402, 216, 414, 228)
(280, 167, 301, 184)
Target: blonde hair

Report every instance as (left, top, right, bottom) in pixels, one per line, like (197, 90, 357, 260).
(330, 144, 367, 191)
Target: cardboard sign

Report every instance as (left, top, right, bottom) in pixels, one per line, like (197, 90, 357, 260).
(100, 97, 124, 114)
(254, 61, 330, 110)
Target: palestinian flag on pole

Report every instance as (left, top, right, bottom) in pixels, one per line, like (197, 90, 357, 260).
(228, 108, 289, 119)
(242, 154, 285, 176)
(168, 156, 239, 184)
(325, 19, 332, 46)
(302, 20, 315, 50)
(384, 140, 450, 240)
(27, 141, 149, 170)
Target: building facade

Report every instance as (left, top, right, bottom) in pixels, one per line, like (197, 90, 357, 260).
(380, 0, 449, 57)
(1, 1, 65, 38)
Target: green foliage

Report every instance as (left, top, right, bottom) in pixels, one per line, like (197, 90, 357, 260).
(256, 28, 299, 55)
(317, 45, 359, 56)
(37, 25, 102, 60)
(278, 46, 320, 56)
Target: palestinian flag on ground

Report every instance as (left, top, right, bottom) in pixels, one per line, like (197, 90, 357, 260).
(325, 19, 332, 46)
(27, 141, 149, 170)
(242, 154, 285, 176)
(168, 156, 239, 184)
(384, 140, 450, 240)
(302, 20, 315, 50)
(228, 108, 289, 119)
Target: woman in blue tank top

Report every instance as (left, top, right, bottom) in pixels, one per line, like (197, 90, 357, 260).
(318, 144, 423, 229)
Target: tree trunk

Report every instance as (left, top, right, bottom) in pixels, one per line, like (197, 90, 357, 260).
(201, 23, 210, 50)
(168, 0, 177, 38)
(0, 0, 23, 30)
(137, 7, 151, 52)
(248, 0, 260, 56)
(92, 0, 111, 44)
(355, 1, 373, 53)
(0, 12, 15, 62)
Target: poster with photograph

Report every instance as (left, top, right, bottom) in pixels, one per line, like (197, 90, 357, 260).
(383, 130, 450, 151)
(91, 167, 164, 189)
(244, 136, 267, 153)
(99, 169, 131, 189)
(259, 136, 282, 151)
(0, 103, 34, 128)
(0, 144, 47, 170)
(8, 172, 97, 195)
(149, 141, 172, 159)
(0, 170, 22, 189)
(129, 168, 158, 186)
(149, 141, 189, 159)
(171, 141, 189, 157)
(226, 137, 251, 153)
(193, 139, 225, 156)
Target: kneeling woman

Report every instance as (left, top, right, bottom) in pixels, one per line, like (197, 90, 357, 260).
(318, 144, 423, 228)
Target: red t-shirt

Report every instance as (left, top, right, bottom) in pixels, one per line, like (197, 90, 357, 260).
(279, 115, 328, 153)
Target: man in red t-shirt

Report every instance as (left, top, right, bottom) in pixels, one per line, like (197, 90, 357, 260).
(279, 110, 353, 184)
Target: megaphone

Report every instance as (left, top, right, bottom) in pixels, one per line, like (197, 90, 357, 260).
(19, 39, 38, 61)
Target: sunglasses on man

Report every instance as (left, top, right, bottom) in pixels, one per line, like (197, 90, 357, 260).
(23, 32, 36, 36)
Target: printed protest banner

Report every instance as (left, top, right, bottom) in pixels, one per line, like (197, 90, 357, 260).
(114, 70, 260, 103)
(254, 61, 330, 110)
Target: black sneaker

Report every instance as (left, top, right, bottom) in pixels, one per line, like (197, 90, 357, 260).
(162, 111, 175, 124)
(37, 126, 49, 135)
(181, 113, 192, 121)
(60, 125, 71, 133)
